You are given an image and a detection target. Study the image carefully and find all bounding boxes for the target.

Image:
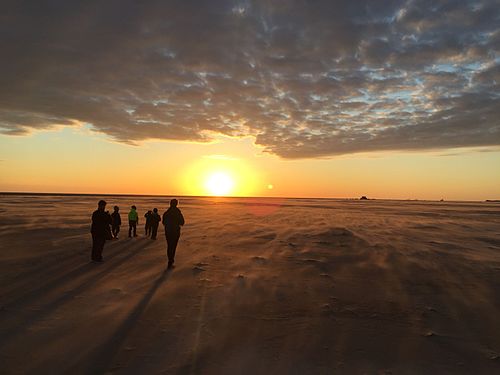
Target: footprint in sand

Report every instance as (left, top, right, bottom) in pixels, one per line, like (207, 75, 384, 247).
(304, 258, 320, 263)
(486, 350, 499, 360)
(251, 256, 268, 264)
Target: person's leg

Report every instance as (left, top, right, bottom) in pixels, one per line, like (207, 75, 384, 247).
(116, 225, 120, 238)
(133, 222, 137, 236)
(92, 236, 105, 262)
(151, 224, 158, 240)
(166, 235, 173, 266)
(171, 234, 179, 261)
(166, 233, 180, 267)
(128, 221, 132, 237)
(91, 235, 99, 261)
(96, 237, 105, 261)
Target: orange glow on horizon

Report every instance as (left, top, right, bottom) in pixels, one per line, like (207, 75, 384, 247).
(205, 172, 235, 196)
(181, 155, 263, 197)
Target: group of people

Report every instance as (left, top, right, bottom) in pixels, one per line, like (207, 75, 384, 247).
(118, 205, 162, 239)
(90, 199, 185, 269)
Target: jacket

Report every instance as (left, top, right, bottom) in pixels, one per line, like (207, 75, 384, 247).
(162, 207, 185, 233)
(91, 209, 112, 238)
(111, 211, 121, 226)
(128, 209, 138, 222)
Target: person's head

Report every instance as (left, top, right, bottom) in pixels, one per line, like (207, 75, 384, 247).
(170, 199, 178, 208)
(113, 205, 119, 212)
(153, 208, 158, 213)
(98, 200, 107, 210)
(131, 205, 136, 210)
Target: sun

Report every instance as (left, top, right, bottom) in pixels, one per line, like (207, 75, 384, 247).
(205, 172, 235, 196)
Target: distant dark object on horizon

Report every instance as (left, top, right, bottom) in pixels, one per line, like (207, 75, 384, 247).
(485, 200, 500, 203)
(360, 196, 368, 200)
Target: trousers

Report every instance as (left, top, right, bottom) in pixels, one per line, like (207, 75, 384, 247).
(91, 235, 105, 261)
(112, 224, 120, 238)
(166, 231, 180, 264)
(151, 223, 159, 239)
(128, 221, 137, 237)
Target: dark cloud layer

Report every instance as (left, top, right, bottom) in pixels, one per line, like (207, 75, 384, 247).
(1, 0, 499, 157)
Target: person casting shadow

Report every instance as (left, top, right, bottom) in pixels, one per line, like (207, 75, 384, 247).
(162, 199, 185, 269)
(111, 205, 121, 239)
(150, 208, 161, 240)
(144, 210, 153, 237)
(90, 200, 112, 262)
(128, 205, 139, 237)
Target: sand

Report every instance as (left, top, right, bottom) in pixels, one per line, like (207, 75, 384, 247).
(1, 194, 499, 374)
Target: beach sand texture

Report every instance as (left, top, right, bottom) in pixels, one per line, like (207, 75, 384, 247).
(1, 194, 500, 374)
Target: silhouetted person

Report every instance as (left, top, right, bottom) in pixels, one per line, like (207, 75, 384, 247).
(111, 205, 121, 239)
(144, 210, 153, 237)
(150, 208, 161, 240)
(162, 199, 185, 269)
(91, 200, 112, 262)
(128, 205, 139, 237)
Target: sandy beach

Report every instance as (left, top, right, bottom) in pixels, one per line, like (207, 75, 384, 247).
(1, 194, 499, 374)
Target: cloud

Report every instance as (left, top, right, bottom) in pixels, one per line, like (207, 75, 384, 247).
(0, 0, 499, 158)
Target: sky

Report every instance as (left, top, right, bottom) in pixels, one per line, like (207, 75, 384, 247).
(1, 0, 499, 200)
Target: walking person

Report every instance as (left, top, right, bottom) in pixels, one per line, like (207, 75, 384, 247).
(144, 210, 153, 237)
(128, 205, 139, 237)
(90, 200, 112, 262)
(150, 208, 161, 240)
(162, 199, 185, 269)
(111, 205, 121, 239)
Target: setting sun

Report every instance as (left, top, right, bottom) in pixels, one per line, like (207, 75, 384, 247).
(205, 172, 234, 196)
(181, 152, 265, 197)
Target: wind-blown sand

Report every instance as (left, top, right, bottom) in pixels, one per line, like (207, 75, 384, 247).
(1, 194, 499, 374)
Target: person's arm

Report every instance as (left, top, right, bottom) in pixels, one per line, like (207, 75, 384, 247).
(179, 212, 185, 226)
(90, 212, 96, 233)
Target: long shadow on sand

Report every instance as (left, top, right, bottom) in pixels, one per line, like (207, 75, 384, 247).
(2, 239, 147, 309)
(1, 242, 85, 287)
(68, 269, 171, 374)
(0, 240, 153, 347)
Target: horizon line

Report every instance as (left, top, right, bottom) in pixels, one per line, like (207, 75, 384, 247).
(0, 190, 496, 203)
